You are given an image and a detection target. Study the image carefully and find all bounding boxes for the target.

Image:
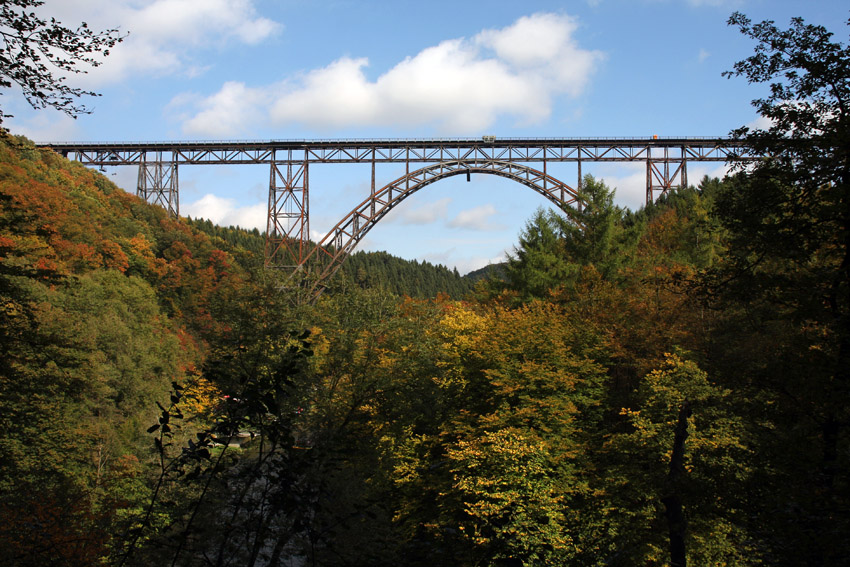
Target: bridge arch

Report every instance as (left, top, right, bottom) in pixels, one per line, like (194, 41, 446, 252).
(300, 159, 584, 287)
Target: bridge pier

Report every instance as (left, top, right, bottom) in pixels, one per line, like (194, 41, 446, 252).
(137, 152, 179, 218)
(646, 147, 688, 202)
(266, 150, 310, 268)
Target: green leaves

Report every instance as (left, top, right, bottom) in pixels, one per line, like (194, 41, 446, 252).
(712, 16, 850, 563)
(501, 176, 639, 302)
(604, 355, 751, 566)
(447, 428, 572, 564)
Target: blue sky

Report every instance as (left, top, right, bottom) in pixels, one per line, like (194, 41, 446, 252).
(5, 0, 847, 274)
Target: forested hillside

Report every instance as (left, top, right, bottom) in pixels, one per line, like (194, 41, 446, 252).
(186, 217, 475, 298)
(0, 135, 255, 565)
(1, 13, 848, 567)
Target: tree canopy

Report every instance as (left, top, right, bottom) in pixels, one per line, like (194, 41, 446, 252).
(0, 0, 124, 124)
(2, 10, 849, 567)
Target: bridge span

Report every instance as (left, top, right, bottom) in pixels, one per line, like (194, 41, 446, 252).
(40, 137, 749, 282)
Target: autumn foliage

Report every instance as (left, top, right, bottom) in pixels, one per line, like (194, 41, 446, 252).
(3, 12, 850, 562)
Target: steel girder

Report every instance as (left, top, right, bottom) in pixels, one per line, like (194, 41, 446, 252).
(46, 137, 747, 166)
(298, 159, 581, 290)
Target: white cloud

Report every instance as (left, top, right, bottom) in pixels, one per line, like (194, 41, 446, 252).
(455, 254, 508, 276)
(593, 162, 645, 211)
(127, 0, 279, 46)
(688, 163, 730, 185)
(395, 197, 452, 225)
(179, 82, 270, 137)
(183, 194, 266, 229)
(182, 12, 603, 136)
(594, 160, 731, 212)
(5, 111, 80, 142)
(475, 13, 595, 97)
(698, 48, 710, 63)
(266, 38, 551, 132)
(225, 203, 267, 229)
(42, 0, 281, 86)
(419, 248, 508, 276)
(746, 114, 774, 132)
(448, 204, 505, 230)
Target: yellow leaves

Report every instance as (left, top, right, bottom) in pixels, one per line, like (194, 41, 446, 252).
(446, 429, 574, 561)
(178, 375, 222, 419)
(307, 325, 329, 358)
(378, 429, 430, 488)
(437, 303, 486, 355)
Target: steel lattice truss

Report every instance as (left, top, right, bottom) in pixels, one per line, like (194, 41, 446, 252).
(302, 159, 583, 286)
(40, 137, 754, 282)
(136, 153, 179, 217)
(44, 137, 746, 166)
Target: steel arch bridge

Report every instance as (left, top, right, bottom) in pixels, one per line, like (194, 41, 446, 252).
(41, 136, 751, 286)
(303, 159, 583, 285)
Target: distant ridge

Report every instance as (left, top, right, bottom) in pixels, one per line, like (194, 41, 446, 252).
(185, 217, 476, 299)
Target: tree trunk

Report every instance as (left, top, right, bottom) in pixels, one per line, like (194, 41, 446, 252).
(662, 400, 692, 567)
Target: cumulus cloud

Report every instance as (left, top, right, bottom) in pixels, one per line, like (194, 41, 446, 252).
(745, 114, 774, 132)
(687, 162, 730, 185)
(5, 110, 80, 142)
(417, 248, 508, 276)
(592, 163, 644, 211)
(43, 0, 281, 86)
(183, 194, 266, 229)
(448, 204, 505, 230)
(181, 12, 603, 136)
(395, 198, 452, 225)
(125, 0, 279, 46)
(179, 82, 270, 137)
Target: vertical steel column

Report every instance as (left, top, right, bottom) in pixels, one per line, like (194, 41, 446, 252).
(577, 155, 583, 213)
(266, 149, 309, 268)
(136, 151, 178, 217)
(370, 149, 376, 218)
(646, 146, 688, 204)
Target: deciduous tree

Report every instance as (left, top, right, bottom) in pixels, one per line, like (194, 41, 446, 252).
(0, 0, 124, 124)
(705, 12, 850, 564)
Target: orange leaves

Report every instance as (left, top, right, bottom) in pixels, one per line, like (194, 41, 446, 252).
(125, 233, 166, 278)
(0, 491, 111, 567)
(33, 255, 62, 275)
(126, 233, 153, 255)
(99, 239, 129, 272)
(640, 208, 686, 257)
(0, 234, 14, 253)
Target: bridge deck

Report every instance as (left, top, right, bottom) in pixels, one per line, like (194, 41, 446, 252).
(39, 137, 748, 166)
